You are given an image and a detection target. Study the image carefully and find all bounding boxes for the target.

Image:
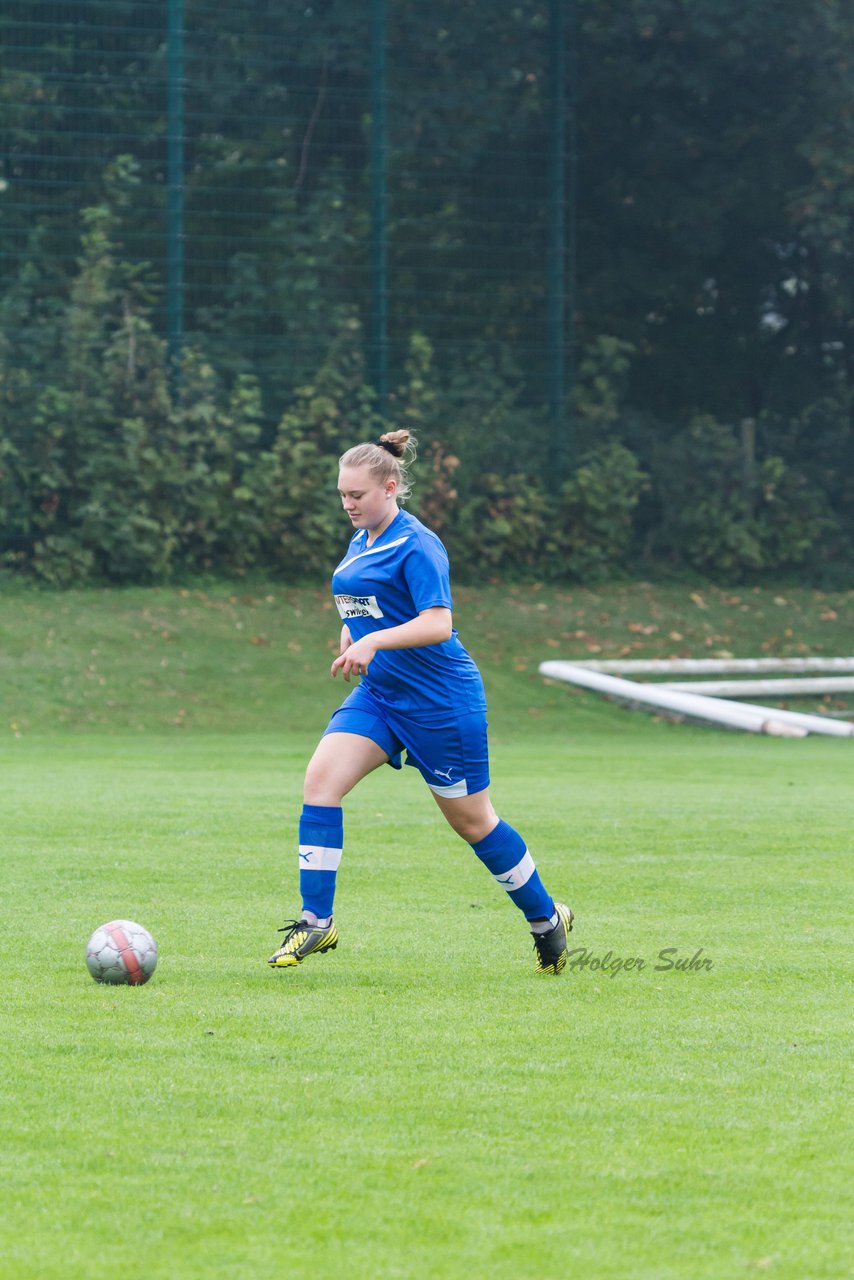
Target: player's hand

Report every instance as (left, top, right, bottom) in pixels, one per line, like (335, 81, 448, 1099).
(331, 637, 378, 682)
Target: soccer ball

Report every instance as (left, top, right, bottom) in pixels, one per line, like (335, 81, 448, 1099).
(86, 919, 158, 985)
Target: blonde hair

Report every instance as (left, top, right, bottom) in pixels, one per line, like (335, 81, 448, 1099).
(339, 429, 417, 504)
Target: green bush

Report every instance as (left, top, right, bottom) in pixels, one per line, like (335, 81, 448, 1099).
(422, 440, 647, 583)
(651, 415, 835, 576)
(547, 440, 648, 580)
(443, 470, 547, 576)
(170, 361, 272, 572)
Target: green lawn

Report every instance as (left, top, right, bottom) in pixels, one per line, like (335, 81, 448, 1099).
(1, 581, 852, 1278)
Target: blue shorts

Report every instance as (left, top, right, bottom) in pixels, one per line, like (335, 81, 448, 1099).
(323, 683, 490, 798)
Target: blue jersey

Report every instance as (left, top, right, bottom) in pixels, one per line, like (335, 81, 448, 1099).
(331, 509, 487, 721)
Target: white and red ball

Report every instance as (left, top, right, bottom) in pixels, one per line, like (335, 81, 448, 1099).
(86, 919, 158, 985)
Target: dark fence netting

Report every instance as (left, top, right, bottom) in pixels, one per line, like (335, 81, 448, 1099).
(2, 3, 562, 420)
(2, 1, 852, 582)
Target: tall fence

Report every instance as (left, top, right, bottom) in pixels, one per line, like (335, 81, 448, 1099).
(7, 2, 849, 586)
(2, 0, 574, 467)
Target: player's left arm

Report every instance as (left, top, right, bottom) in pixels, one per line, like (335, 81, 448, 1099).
(331, 607, 452, 681)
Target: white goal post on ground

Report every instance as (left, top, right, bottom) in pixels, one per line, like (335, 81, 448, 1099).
(539, 659, 854, 738)
(658, 676, 854, 698)
(568, 657, 854, 675)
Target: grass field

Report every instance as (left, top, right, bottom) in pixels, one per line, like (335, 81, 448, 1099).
(1, 580, 852, 1279)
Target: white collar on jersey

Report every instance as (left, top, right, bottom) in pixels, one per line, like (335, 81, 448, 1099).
(337, 532, 409, 573)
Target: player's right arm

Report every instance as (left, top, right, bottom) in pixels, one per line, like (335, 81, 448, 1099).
(331, 607, 452, 681)
(340, 624, 352, 655)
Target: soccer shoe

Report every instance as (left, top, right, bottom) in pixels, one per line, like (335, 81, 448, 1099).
(532, 902, 574, 975)
(267, 917, 339, 968)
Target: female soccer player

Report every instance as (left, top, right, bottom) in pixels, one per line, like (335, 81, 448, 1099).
(268, 430, 573, 974)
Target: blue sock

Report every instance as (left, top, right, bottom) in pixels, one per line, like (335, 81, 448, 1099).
(470, 819, 555, 922)
(299, 803, 343, 919)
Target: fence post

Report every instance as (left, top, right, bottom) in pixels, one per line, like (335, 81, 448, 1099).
(370, 0, 389, 418)
(548, 0, 573, 484)
(167, 0, 185, 397)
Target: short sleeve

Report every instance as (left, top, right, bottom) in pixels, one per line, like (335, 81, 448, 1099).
(402, 533, 453, 612)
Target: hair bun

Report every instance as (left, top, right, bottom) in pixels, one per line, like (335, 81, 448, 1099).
(376, 429, 411, 459)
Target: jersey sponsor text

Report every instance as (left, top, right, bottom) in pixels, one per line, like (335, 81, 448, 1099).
(335, 593, 385, 620)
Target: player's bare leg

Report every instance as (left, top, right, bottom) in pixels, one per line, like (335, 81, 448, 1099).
(430, 787, 498, 843)
(303, 731, 390, 805)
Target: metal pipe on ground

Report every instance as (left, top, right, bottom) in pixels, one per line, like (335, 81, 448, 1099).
(572, 657, 854, 675)
(660, 676, 854, 698)
(539, 661, 854, 737)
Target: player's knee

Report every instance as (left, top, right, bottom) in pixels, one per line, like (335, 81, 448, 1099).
(447, 810, 497, 844)
(455, 818, 484, 842)
(303, 759, 341, 806)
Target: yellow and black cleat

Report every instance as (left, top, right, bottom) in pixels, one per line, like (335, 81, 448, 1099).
(532, 902, 574, 975)
(268, 918, 339, 968)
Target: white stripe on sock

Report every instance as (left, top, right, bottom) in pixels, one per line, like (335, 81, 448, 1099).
(492, 850, 536, 893)
(298, 844, 342, 871)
